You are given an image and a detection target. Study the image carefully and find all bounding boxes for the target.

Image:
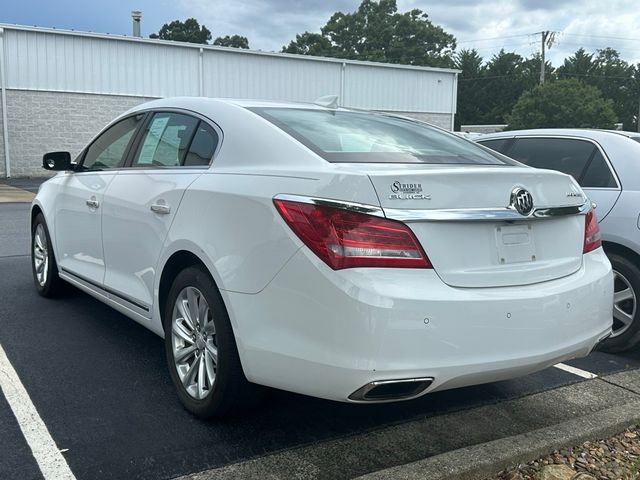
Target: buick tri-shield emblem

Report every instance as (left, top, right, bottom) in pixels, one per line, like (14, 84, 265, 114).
(510, 187, 534, 216)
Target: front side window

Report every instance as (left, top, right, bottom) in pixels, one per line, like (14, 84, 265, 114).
(508, 138, 596, 181)
(132, 113, 199, 167)
(251, 108, 513, 165)
(82, 115, 143, 170)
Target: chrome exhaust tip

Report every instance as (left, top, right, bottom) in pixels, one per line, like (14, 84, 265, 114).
(349, 377, 434, 402)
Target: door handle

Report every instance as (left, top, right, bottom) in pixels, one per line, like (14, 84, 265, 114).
(86, 198, 99, 209)
(150, 203, 171, 215)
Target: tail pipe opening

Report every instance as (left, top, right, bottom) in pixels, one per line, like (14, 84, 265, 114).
(349, 377, 434, 402)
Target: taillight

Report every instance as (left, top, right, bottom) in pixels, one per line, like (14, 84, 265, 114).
(583, 209, 602, 253)
(273, 199, 431, 269)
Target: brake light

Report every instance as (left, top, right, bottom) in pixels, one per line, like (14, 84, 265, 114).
(274, 199, 431, 269)
(583, 209, 602, 253)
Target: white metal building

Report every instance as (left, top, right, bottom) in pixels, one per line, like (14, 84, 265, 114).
(0, 24, 459, 177)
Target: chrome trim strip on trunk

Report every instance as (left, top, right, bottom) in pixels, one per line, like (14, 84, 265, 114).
(384, 201, 590, 222)
(273, 194, 590, 222)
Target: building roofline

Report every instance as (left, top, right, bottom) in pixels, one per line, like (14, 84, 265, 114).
(0, 23, 461, 75)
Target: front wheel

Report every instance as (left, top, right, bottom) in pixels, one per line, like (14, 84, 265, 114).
(600, 253, 640, 353)
(31, 213, 65, 297)
(163, 265, 258, 418)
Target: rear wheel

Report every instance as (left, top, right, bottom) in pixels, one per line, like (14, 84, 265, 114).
(163, 265, 258, 418)
(31, 213, 65, 297)
(600, 253, 640, 352)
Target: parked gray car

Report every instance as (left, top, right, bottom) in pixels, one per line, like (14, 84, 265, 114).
(478, 129, 640, 352)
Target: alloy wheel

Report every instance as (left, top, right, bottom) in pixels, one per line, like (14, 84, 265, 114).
(171, 286, 218, 400)
(611, 269, 637, 338)
(33, 224, 49, 287)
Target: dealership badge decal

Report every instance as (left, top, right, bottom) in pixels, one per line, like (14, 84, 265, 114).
(389, 181, 431, 200)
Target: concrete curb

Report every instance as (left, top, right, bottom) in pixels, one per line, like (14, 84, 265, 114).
(0, 184, 35, 203)
(355, 400, 640, 480)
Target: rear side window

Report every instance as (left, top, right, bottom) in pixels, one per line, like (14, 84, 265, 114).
(251, 108, 513, 165)
(184, 123, 218, 166)
(581, 150, 617, 188)
(133, 113, 199, 167)
(478, 138, 512, 154)
(508, 138, 595, 181)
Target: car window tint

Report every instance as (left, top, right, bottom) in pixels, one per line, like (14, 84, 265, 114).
(251, 108, 514, 165)
(478, 138, 512, 154)
(133, 113, 199, 167)
(581, 150, 617, 188)
(508, 138, 595, 180)
(183, 123, 218, 166)
(82, 115, 142, 170)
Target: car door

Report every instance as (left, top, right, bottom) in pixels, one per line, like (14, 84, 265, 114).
(504, 137, 622, 221)
(101, 111, 220, 316)
(54, 114, 145, 284)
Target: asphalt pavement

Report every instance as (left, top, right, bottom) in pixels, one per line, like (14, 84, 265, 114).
(1, 200, 640, 480)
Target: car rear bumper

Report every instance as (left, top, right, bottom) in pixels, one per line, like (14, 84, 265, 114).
(223, 247, 613, 402)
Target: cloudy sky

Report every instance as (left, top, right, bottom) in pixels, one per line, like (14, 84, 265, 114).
(3, 0, 640, 65)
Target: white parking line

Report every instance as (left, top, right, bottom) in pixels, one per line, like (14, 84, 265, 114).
(554, 362, 598, 379)
(0, 343, 76, 480)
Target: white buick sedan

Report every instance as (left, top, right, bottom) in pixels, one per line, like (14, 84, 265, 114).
(32, 97, 613, 418)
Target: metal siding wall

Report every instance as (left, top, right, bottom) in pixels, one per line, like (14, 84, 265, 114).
(343, 63, 455, 113)
(1, 26, 456, 111)
(4, 29, 200, 97)
(202, 51, 342, 101)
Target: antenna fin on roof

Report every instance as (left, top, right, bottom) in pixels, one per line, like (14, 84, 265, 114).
(314, 95, 339, 109)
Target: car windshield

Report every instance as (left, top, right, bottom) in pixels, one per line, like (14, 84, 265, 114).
(251, 107, 514, 165)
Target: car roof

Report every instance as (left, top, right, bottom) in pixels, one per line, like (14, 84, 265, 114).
(126, 96, 348, 114)
(477, 128, 638, 142)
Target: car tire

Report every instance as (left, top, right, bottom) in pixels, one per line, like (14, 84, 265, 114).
(600, 253, 640, 353)
(163, 265, 260, 418)
(31, 213, 66, 297)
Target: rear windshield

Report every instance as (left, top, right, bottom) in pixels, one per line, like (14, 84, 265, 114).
(251, 108, 514, 165)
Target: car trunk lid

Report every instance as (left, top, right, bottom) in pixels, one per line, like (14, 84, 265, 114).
(345, 164, 588, 288)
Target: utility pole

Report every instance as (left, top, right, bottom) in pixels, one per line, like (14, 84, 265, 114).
(539, 31, 555, 85)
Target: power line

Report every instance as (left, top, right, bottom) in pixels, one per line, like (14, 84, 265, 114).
(557, 72, 634, 80)
(561, 32, 640, 43)
(459, 72, 635, 82)
(555, 41, 640, 55)
(469, 42, 538, 51)
(457, 33, 536, 44)
(459, 74, 523, 82)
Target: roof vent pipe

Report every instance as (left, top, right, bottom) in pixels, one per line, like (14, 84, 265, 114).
(131, 11, 142, 38)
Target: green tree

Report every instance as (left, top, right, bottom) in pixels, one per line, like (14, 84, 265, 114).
(507, 78, 617, 130)
(150, 18, 211, 44)
(283, 32, 334, 56)
(591, 48, 638, 130)
(556, 48, 595, 77)
(454, 49, 485, 128)
(480, 50, 530, 124)
(558, 48, 639, 130)
(213, 35, 250, 49)
(282, 0, 456, 67)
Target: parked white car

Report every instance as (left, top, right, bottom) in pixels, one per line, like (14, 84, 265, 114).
(32, 98, 613, 418)
(478, 129, 640, 352)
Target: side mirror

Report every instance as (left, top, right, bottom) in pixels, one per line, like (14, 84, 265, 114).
(42, 152, 72, 171)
